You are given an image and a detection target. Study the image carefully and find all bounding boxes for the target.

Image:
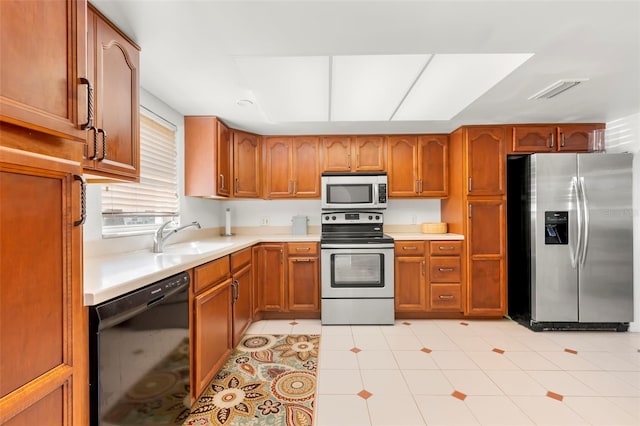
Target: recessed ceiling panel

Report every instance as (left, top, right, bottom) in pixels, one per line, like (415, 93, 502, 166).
(393, 53, 534, 121)
(331, 54, 431, 121)
(234, 56, 329, 122)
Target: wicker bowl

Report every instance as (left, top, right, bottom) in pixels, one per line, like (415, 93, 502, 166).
(421, 222, 447, 234)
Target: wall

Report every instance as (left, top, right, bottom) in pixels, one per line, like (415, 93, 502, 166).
(605, 112, 640, 332)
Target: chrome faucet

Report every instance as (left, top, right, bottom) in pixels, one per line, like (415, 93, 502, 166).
(153, 220, 201, 253)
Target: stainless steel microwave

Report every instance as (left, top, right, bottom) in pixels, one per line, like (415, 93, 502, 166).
(321, 172, 388, 210)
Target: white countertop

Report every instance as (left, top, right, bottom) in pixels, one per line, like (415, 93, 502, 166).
(84, 232, 463, 306)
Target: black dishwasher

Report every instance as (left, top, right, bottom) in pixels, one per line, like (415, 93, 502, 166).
(89, 272, 191, 425)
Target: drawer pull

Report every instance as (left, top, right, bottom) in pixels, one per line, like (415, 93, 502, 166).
(438, 267, 455, 272)
(402, 246, 418, 250)
(293, 258, 312, 263)
(296, 247, 311, 251)
(438, 295, 455, 300)
(438, 246, 456, 250)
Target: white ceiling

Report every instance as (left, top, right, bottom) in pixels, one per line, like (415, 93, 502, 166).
(91, 0, 640, 135)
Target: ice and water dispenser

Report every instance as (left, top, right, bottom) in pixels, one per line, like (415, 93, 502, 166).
(544, 211, 568, 245)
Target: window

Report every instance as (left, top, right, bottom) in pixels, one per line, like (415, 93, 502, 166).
(101, 109, 179, 237)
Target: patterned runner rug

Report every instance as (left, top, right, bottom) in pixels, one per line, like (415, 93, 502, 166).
(184, 334, 319, 426)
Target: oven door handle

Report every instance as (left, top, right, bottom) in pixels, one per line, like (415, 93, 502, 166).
(321, 243, 394, 249)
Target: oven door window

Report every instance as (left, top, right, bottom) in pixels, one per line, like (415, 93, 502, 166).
(326, 184, 372, 205)
(331, 253, 384, 287)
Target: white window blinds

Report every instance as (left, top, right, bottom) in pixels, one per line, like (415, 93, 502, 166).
(102, 110, 179, 237)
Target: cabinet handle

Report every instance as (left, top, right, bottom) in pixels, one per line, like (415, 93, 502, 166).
(347, 154, 351, 169)
(356, 153, 360, 169)
(438, 267, 455, 272)
(97, 128, 107, 161)
(73, 175, 86, 227)
(235, 177, 239, 194)
(293, 180, 297, 194)
(415, 180, 420, 194)
(80, 77, 94, 130)
(468, 177, 472, 192)
(549, 133, 555, 148)
(422, 260, 426, 275)
(420, 179, 423, 194)
(468, 204, 473, 218)
(232, 279, 239, 302)
(280, 249, 283, 263)
(402, 246, 418, 250)
(438, 246, 455, 250)
(296, 247, 311, 251)
(293, 258, 312, 262)
(219, 174, 225, 190)
(88, 126, 98, 160)
(288, 180, 292, 194)
(438, 295, 455, 300)
(560, 133, 566, 147)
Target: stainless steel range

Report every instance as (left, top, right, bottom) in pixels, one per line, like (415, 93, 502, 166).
(320, 210, 395, 325)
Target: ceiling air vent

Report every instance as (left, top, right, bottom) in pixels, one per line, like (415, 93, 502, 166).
(528, 79, 588, 100)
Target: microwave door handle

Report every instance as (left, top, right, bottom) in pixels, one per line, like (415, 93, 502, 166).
(373, 183, 378, 205)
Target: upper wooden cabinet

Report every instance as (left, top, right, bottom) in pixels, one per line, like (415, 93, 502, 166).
(467, 127, 505, 196)
(264, 136, 320, 198)
(511, 124, 603, 153)
(83, 5, 140, 181)
(0, 0, 87, 142)
(232, 130, 261, 198)
(387, 134, 448, 198)
(321, 135, 385, 172)
(184, 116, 231, 197)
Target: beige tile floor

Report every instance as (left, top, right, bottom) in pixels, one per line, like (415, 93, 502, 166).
(244, 318, 640, 426)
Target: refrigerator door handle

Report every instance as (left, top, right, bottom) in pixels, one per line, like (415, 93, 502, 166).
(571, 177, 582, 268)
(579, 176, 590, 267)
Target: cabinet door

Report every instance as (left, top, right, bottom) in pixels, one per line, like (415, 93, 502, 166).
(1, 147, 86, 425)
(287, 256, 320, 312)
(394, 255, 426, 311)
(292, 136, 320, 197)
(321, 136, 352, 172)
(418, 134, 448, 197)
(511, 126, 555, 153)
(354, 136, 385, 171)
(264, 137, 293, 198)
(0, 0, 87, 142)
(86, 7, 140, 180)
(557, 124, 599, 152)
(255, 244, 286, 311)
(232, 264, 253, 346)
(233, 130, 261, 198)
(466, 127, 505, 196)
(466, 200, 506, 316)
(387, 135, 418, 197)
(217, 121, 232, 196)
(193, 279, 233, 399)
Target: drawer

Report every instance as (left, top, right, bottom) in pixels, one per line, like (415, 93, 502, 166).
(430, 257, 461, 282)
(395, 241, 425, 256)
(429, 241, 462, 256)
(430, 284, 462, 311)
(230, 247, 252, 272)
(194, 256, 230, 293)
(287, 242, 318, 256)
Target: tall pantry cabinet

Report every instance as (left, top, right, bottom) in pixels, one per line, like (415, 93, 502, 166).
(441, 126, 507, 317)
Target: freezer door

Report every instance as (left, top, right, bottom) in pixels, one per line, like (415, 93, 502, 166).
(530, 154, 579, 322)
(577, 153, 633, 323)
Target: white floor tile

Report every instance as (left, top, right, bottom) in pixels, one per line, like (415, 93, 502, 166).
(351, 325, 385, 336)
(431, 351, 479, 370)
(610, 371, 640, 390)
(384, 334, 423, 350)
(354, 333, 391, 350)
(357, 350, 399, 370)
(414, 395, 480, 426)
(366, 394, 426, 426)
(563, 396, 640, 425)
(504, 350, 562, 370)
(484, 370, 547, 396)
(569, 371, 640, 397)
(401, 369, 455, 395)
(321, 333, 355, 350)
(464, 395, 534, 425)
(393, 350, 440, 370)
(526, 370, 598, 396)
(360, 369, 411, 395)
(538, 350, 600, 371)
(513, 334, 564, 352)
(318, 349, 359, 370)
(321, 325, 353, 335)
(607, 396, 640, 421)
(453, 336, 493, 351)
(465, 351, 520, 370)
(315, 394, 371, 426)
(578, 351, 639, 372)
(415, 331, 460, 350)
(442, 370, 503, 396)
(510, 396, 587, 425)
(317, 369, 363, 394)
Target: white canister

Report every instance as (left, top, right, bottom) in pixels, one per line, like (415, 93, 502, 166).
(291, 215, 308, 235)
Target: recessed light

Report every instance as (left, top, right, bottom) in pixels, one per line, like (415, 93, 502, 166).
(236, 99, 254, 107)
(528, 79, 588, 100)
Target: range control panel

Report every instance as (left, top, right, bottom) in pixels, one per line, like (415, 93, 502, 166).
(322, 211, 384, 225)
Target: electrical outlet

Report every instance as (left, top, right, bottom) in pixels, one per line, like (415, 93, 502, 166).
(411, 215, 418, 224)
(261, 216, 270, 226)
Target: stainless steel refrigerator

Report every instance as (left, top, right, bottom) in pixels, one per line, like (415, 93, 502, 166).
(507, 153, 633, 331)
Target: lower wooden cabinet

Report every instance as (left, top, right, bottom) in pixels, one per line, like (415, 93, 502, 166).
(395, 240, 463, 315)
(231, 247, 253, 346)
(287, 242, 320, 313)
(253, 243, 286, 311)
(192, 257, 233, 400)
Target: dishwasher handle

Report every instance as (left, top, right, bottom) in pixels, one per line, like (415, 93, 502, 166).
(93, 272, 189, 331)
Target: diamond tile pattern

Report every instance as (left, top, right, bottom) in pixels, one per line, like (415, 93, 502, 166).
(251, 318, 640, 426)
